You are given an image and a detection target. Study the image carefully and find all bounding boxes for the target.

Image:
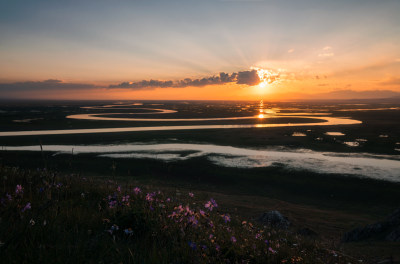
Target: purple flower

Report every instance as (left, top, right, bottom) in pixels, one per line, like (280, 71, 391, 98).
(199, 210, 205, 217)
(188, 241, 196, 250)
(108, 200, 117, 208)
(268, 247, 277, 254)
(231, 236, 237, 243)
(188, 215, 198, 226)
(221, 214, 231, 223)
(22, 202, 31, 212)
(255, 233, 262, 239)
(6, 193, 12, 201)
(166, 198, 171, 202)
(189, 192, 194, 198)
(117, 186, 121, 193)
(15, 185, 23, 195)
(215, 244, 220, 251)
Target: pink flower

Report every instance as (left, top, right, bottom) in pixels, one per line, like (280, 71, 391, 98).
(122, 195, 130, 202)
(205, 198, 218, 211)
(15, 185, 23, 195)
(231, 236, 237, 243)
(133, 187, 141, 195)
(146, 192, 155, 202)
(268, 247, 277, 254)
(189, 192, 194, 197)
(117, 186, 121, 193)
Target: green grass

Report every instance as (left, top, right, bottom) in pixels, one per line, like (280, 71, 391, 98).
(0, 165, 362, 263)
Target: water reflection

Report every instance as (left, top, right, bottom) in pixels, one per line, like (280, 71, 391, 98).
(0, 116, 361, 137)
(4, 143, 400, 182)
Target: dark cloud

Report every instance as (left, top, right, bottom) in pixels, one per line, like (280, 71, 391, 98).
(0, 79, 97, 91)
(236, 70, 260, 86)
(109, 70, 260, 90)
(109, 80, 173, 89)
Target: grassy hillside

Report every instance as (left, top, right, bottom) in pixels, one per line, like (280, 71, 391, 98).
(0, 165, 361, 263)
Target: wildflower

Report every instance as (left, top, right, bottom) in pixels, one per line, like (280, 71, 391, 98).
(209, 221, 214, 228)
(188, 241, 197, 250)
(231, 236, 237, 243)
(81, 193, 85, 198)
(124, 228, 133, 235)
(188, 215, 198, 226)
(205, 198, 218, 211)
(146, 192, 155, 202)
(268, 247, 277, 254)
(117, 186, 121, 193)
(255, 233, 262, 239)
(264, 240, 269, 246)
(56, 183, 62, 188)
(29, 219, 35, 226)
(22, 202, 31, 212)
(108, 200, 117, 208)
(166, 198, 171, 202)
(134, 187, 141, 195)
(122, 195, 130, 202)
(201, 245, 207, 250)
(209, 234, 214, 239)
(15, 185, 23, 195)
(215, 244, 221, 251)
(189, 192, 194, 197)
(6, 193, 12, 201)
(221, 214, 231, 223)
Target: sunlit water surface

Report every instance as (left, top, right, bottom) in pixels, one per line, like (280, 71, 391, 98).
(4, 143, 400, 182)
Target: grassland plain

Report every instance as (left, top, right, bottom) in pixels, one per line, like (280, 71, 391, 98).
(1, 101, 399, 262)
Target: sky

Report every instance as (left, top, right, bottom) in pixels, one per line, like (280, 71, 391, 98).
(0, 0, 399, 100)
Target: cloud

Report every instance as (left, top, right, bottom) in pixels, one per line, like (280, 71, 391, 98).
(323, 46, 332, 51)
(109, 80, 173, 89)
(287, 49, 294, 53)
(318, 53, 334, 57)
(109, 70, 261, 89)
(380, 77, 400, 86)
(235, 70, 261, 86)
(0, 79, 97, 92)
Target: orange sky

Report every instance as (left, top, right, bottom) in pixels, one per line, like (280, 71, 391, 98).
(1, 1, 399, 100)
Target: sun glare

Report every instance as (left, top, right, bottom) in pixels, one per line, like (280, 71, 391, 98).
(252, 67, 280, 91)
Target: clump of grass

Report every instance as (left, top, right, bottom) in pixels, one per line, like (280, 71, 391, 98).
(0, 165, 358, 263)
